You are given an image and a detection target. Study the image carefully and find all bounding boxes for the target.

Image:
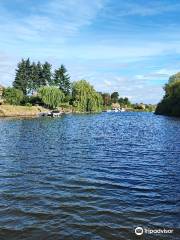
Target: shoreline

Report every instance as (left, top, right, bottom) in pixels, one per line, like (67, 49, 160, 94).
(0, 104, 155, 118)
(0, 105, 50, 118)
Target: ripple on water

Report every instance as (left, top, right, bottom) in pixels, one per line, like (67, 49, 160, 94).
(0, 112, 180, 240)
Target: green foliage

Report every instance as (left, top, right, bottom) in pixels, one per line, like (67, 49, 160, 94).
(28, 62, 39, 93)
(38, 86, 64, 109)
(155, 73, 180, 117)
(13, 58, 31, 95)
(54, 65, 71, 95)
(111, 92, 119, 103)
(13, 59, 53, 95)
(168, 72, 180, 84)
(72, 80, 103, 112)
(118, 97, 131, 107)
(20, 95, 42, 106)
(25, 103, 32, 107)
(101, 93, 111, 106)
(42, 62, 52, 86)
(3, 87, 24, 105)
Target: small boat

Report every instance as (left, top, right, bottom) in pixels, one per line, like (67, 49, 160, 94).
(105, 108, 126, 113)
(39, 112, 51, 117)
(39, 110, 63, 117)
(50, 110, 63, 117)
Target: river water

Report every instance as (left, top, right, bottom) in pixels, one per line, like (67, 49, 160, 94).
(0, 112, 179, 240)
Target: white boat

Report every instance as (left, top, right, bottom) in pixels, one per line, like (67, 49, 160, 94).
(105, 108, 126, 113)
(39, 110, 63, 117)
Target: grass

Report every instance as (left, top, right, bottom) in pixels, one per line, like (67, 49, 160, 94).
(0, 104, 49, 117)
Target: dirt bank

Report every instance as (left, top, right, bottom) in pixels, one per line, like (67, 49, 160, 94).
(0, 105, 49, 117)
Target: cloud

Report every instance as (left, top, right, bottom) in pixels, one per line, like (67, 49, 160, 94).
(0, 0, 179, 103)
(104, 0, 180, 17)
(0, 0, 104, 43)
(104, 80, 112, 87)
(135, 68, 179, 80)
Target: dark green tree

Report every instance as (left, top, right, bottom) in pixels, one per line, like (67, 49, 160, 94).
(155, 72, 180, 117)
(28, 62, 39, 94)
(36, 61, 43, 87)
(42, 62, 52, 86)
(13, 58, 31, 95)
(54, 65, 71, 95)
(111, 92, 119, 103)
(118, 97, 131, 107)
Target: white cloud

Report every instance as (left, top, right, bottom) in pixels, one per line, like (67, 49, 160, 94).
(0, 0, 104, 44)
(135, 68, 179, 81)
(104, 80, 112, 87)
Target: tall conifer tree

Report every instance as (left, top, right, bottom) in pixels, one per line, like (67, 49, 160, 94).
(13, 58, 31, 95)
(54, 65, 71, 95)
(42, 62, 52, 86)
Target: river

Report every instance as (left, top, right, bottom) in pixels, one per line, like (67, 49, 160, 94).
(0, 112, 179, 240)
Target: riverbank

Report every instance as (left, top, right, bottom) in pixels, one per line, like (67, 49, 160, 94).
(0, 105, 50, 117)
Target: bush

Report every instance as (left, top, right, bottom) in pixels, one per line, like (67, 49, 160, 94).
(25, 103, 32, 107)
(20, 95, 42, 106)
(3, 87, 24, 105)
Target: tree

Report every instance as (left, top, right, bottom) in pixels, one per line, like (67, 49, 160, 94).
(169, 72, 180, 84)
(155, 72, 180, 117)
(72, 80, 103, 112)
(38, 86, 64, 109)
(28, 62, 39, 94)
(111, 92, 119, 103)
(3, 87, 24, 105)
(118, 97, 131, 107)
(13, 58, 31, 95)
(42, 62, 52, 86)
(36, 61, 43, 87)
(101, 93, 111, 106)
(54, 65, 71, 95)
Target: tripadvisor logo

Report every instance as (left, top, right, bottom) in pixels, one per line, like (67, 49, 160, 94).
(134, 226, 174, 236)
(135, 227, 143, 236)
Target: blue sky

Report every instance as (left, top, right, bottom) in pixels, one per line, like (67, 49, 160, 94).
(1, 0, 180, 103)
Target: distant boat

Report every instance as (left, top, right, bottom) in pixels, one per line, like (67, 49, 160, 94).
(120, 108, 125, 112)
(39, 110, 63, 117)
(105, 108, 126, 113)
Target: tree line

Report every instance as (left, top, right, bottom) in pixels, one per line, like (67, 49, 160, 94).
(13, 58, 71, 96)
(2, 58, 156, 113)
(3, 58, 104, 112)
(100, 92, 131, 107)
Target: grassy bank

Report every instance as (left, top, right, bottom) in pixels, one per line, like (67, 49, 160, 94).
(0, 104, 49, 117)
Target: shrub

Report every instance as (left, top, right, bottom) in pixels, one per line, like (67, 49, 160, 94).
(3, 87, 24, 105)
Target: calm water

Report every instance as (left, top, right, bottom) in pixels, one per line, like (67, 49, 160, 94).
(0, 112, 180, 240)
